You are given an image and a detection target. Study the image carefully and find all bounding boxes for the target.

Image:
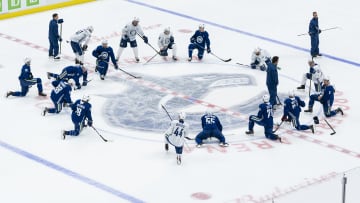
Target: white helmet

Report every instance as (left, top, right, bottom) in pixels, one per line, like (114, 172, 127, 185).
(24, 57, 31, 64)
(101, 39, 108, 45)
(199, 24, 205, 29)
(323, 75, 330, 81)
(82, 94, 90, 102)
(254, 47, 261, 53)
(262, 94, 270, 103)
(179, 112, 186, 120)
(205, 108, 213, 115)
(164, 27, 170, 34)
(288, 90, 295, 98)
(87, 26, 94, 33)
(133, 17, 140, 22)
(67, 79, 75, 87)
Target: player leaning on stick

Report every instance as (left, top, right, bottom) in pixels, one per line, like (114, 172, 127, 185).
(164, 112, 189, 165)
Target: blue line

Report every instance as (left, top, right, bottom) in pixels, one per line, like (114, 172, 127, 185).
(0, 140, 144, 203)
(126, 0, 360, 67)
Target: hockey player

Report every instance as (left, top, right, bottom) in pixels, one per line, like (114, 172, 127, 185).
(42, 79, 74, 116)
(48, 13, 63, 59)
(188, 24, 211, 62)
(250, 47, 271, 71)
(304, 76, 344, 117)
(309, 11, 322, 58)
(266, 56, 280, 107)
(245, 94, 282, 142)
(158, 27, 177, 60)
(92, 39, 118, 80)
(164, 112, 189, 165)
(6, 58, 47, 98)
(116, 17, 148, 63)
(62, 95, 93, 139)
(70, 26, 94, 65)
(281, 90, 314, 133)
(47, 65, 88, 89)
(195, 109, 229, 147)
(297, 59, 324, 92)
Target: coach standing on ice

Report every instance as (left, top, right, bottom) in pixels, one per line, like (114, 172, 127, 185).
(309, 11, 321, 58)
(48, 13, 63, 60)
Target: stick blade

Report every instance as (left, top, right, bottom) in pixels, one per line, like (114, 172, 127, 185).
(223, 58, 232, 62)
(330, 132, 336, 135)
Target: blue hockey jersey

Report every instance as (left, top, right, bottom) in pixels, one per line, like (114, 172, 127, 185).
(190, 30, 210, 49)
(70, 99, 92, 123)
(92, 45, 117, 65)
(50, 80, 72, 104)
(18, 64, 32, 80)
(257, 102, 274, 126)
(201, 114, 222, 131)
(283, 96, 305, 118)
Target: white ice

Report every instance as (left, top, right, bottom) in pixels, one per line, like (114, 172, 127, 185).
(1, 0, 360, 202)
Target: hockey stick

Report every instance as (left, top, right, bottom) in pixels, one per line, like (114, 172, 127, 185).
(136, 32, 161, 55)
(272, 120, 284, 133)
(236, 62, 251, 68)
(116, 67, 141, 79)
(308, 78, 312, 97)
(276, 95, 282, 106)
(324, 119, 336, 135)
(59, 24, 63, 54)
(297, 26, 340, 36)
(161, 104, 194, 140)
(144, 53, 158, 64)
(210, 52, 231, 62)
(195, 44, 231, 62)
(90, 126, 109, 142)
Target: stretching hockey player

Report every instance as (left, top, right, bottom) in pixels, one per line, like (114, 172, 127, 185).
(116, 17, 148, 63)
(250, 47, 271, 71)
(297, 59, 324, 92)
(6, 57, 46, 98)
(158, 27, 177, 60)
(304, 76, 344, 117)
(62, 95, 93, 139)
(195, 109, 229, 147)
(164, 112, 189, 165)
(92, 39, 118, 80)
(42, 79, 74, 116)
(47, 65, 88, 89)
(246, 94, 282, 142)
(282, 90, 314, 133)
(70, 26, 94, 65)
(188, 24, 211, 61)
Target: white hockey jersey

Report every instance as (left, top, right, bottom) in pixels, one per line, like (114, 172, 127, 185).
(312, 65, 324, 84)
(121, 22, 145, 41)
(165, 120, 189, 147)
(158, 32, 174, 50)
(251, 48, 271, 67)
(70, 29, 92, 45)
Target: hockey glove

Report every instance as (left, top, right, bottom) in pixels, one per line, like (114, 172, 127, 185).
(114, 64, 119, 70)
(143, 36, 148, 44)
(207, 47, 211, 53)
(190, 37, 195, 43)
(281, 115, 288, 121)
(82, 44, 88, 51)
(57, 19, 64, 24)
(28, 73, 34, 80)
(319, 29, 322, 34)
(160, 49, 168, 56)
(59, 37, 62, 42)
(87, 120, 93, 127)
(313, 116, 320, 124)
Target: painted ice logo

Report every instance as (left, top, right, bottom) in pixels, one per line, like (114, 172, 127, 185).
(27, 0, 39, 6)
(8, 0, 21, 10)
(104, 73, 262, 133)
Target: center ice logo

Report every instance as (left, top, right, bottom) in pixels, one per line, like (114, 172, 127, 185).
(103, 73, 263, 133)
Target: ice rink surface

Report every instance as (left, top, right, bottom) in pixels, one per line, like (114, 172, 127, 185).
(1, 0, 360, 202)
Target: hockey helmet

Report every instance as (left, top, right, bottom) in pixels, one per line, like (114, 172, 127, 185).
(87, 26, 94, 33)
(179, 112, 186, 120)
(24, 57, 31, 65)
(262, 94, 270, 103)
(101, 39, 108, 45)
(254, 47, 261, 55)
(164, 27, 170, 35)
(205, 107, 213, 115)
(82, 94, 90, 102)
(199, 24, 205, 29)
(288, 90, 295, 98)
(323, 75, 330, 81)
(67, 79, 75, 87)
(133, 17, 140, 22)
